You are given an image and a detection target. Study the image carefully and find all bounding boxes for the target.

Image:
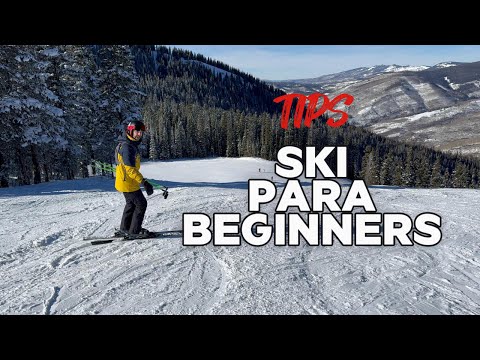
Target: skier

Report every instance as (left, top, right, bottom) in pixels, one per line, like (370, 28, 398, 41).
(115, 120, 154, 237)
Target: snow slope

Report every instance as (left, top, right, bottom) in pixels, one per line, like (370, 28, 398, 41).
(0, 158, 479, 314)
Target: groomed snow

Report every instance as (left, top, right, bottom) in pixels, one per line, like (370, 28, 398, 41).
(0, 157, 479, 314)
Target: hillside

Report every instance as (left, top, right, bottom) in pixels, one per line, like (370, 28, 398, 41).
(1, 158, 479, 314)
(132, 45, 285, 114)
(268, 62, 480, 157)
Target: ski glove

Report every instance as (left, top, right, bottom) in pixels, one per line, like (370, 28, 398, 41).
(143, 180, 154, 196)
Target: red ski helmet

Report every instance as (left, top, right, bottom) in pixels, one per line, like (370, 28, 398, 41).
(126, 120, 146, 139)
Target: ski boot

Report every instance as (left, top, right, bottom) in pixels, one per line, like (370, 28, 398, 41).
(114, 229, 129, 238)
(125, 228, 153, 240)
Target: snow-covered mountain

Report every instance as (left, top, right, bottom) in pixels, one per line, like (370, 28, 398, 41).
(268, 64, 441, 94)
(1, 158, 479, 314)
(268, 61, 480, 157)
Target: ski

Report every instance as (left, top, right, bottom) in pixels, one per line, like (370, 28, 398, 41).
(83, 230, 127, 242)
(85, 230, 183, 245)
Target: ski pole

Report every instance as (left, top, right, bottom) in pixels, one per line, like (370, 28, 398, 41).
(145, 179, 169, 199)
(92, 160, 169, 199)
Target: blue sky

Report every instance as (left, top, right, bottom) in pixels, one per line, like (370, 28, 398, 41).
(169, 45, 480, 81)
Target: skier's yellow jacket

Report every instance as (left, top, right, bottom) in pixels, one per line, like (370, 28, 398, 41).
(115, 135, 144, 193)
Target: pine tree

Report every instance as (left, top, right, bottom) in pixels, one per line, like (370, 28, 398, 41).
(260, 113, 273, 160)
(392, 160, 403, 186)
(472, 168, 479, 188)
(361, 148, 379, 185)
(430, 156, 443, 188)
(225, 113, 237, 157)
(149, 133, 158, 160)
(95, 45, 143, 164)
(414, 152, 431, 188)
(60, 45, 100, 177)
(452, 162, 468, 188)
(443, 168, 451, 188)
(0, 45, 18, 186)
(402, 147, 415, 187)
(379, 152, 394, 185)
(172, 119, 186, 158)
(7, 46, 65, 184)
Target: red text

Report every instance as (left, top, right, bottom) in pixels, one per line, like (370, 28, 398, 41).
(273, 93, 354, 129)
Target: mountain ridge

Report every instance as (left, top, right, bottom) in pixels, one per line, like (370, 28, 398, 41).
(267, 61, 480, 157)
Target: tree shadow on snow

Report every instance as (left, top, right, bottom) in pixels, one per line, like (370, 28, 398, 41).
(0, 177, 117, 198)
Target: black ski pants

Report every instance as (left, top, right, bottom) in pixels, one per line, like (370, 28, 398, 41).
(120, 189, 147, 234)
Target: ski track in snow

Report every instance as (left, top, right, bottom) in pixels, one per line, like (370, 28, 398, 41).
(0, 158, 479, 314)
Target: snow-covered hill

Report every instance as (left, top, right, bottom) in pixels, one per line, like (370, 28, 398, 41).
(268, 61, 480, 157)
(1, 158, 479, 314)
(268, 64, 440, 95)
